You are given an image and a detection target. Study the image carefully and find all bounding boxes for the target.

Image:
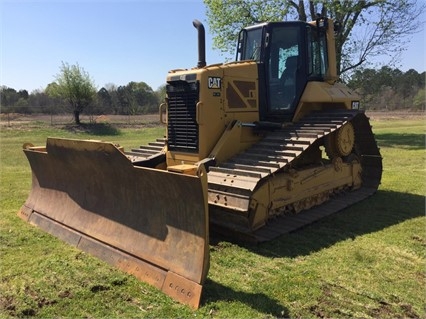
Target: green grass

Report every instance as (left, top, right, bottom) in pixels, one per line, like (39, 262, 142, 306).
(1, 117, 425, 318)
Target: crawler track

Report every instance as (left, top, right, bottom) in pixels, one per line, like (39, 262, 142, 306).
(207, 110, 382, 242)
(125, 138, 166, 164)
(128, 110, 382, 243)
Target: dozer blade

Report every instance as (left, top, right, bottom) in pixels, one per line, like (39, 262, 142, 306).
(18, 138, 209, 309)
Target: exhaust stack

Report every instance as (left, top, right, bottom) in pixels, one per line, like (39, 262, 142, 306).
(193, 19, 206, 68)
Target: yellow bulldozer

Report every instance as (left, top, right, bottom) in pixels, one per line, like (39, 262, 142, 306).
(19, 17, 382, 308)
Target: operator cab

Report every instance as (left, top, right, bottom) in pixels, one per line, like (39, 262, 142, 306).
(236, 18, 330, 122)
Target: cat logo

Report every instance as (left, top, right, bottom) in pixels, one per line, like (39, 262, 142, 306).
(208, 77, 221, 89)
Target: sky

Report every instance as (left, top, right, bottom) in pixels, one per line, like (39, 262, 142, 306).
(1, 0, 425, 93)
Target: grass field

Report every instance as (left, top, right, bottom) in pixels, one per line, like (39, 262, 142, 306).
(0, 114, 425, 318)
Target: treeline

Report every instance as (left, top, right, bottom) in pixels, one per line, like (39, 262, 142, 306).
(1, 67, 424, 115)
(0, 81, 166, 115)
(347, 67, 425, 111)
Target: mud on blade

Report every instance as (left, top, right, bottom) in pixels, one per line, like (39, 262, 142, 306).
(18, 137, 209, 309)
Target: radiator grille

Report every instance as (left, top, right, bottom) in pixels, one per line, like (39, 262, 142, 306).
(166, 81, 199, 152)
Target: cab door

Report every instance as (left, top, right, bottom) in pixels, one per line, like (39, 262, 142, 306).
(264, 23, 307, 121)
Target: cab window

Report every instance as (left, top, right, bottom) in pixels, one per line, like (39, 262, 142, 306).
(307, 26, 328, 78)
(237, 27, 263, 61)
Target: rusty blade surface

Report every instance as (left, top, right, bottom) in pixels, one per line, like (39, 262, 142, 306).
(19, 137, 209, 308)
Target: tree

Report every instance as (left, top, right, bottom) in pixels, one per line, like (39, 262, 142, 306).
(204, 0, 425, 75)
(48, 62, 97, 124)
(97, 87, 113, 113)
(128, 81, 157, 114)
(104, 83, 121, 114)
(347, 67, 424, 110)
(413, 88, 425, 111)
(28, 89, 57, 113)
(115, 81, 157, 115)
(397, 69, 423, 107)
(18, 89, 29, 100)
(0, 86, 19, 107)
(155, 84, 167, 104)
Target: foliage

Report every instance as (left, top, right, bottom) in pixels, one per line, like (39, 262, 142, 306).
(0, 116, 424, 318)
(347, 67, 425, 110)
(1, 63, 424, 116)
(203, 0, 288, 60)
(0, 81, 163, 119)
(118, 81, 158, 114)
(47, 62, 97, 124)
(0, 87, 30, 110)
(413, 88, 425, 110)
(93, 82, 159, 115)
(155, 84, 167, 104)
(203, 0, 425, 75)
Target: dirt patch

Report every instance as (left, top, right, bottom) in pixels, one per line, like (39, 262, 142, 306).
(90, 284, 110, 293)
(313, 283, 421, 318)
(0, 295, 16, 315)
(58, 290, 73, 299)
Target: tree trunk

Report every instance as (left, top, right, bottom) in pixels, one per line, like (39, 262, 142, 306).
(74, 110, 81, 125)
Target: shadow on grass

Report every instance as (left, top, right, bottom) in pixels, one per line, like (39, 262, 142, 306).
(205, 189, 424, 309)
(63, 123, 121, 136)
(202, 280, 288, 317)
(375, 133, 425, 150)
(246, 190, 424, 259)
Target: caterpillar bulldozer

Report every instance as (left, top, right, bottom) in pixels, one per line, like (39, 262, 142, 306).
(19, 17, 382, 308)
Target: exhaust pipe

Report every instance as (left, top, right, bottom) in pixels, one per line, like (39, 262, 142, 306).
(193, 19, 206, 68)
